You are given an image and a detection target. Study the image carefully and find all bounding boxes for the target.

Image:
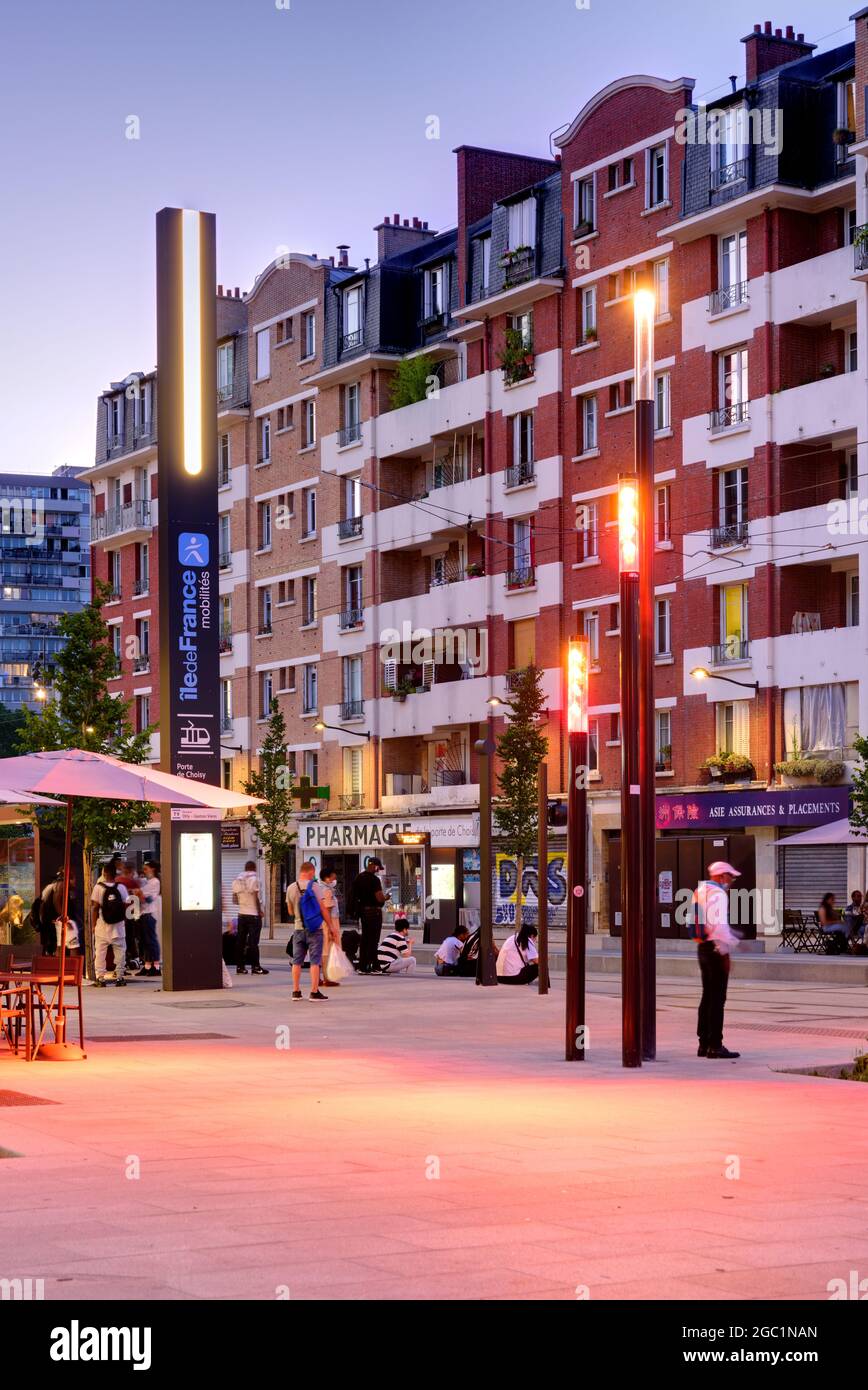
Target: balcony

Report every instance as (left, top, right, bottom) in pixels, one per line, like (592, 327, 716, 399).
(708, 281, 749, 315)
(339, 607, 364, 631)
(257, 622, 272, 637)
(505, 460, 535, 490)
(133, 655, 150, 674)
(133, 418, 155, 444)
(341, 699, 364, 721)
(708, 401, 749, 434)
(338, 422, 362, 448)
(106, 433, 125, 456)
(854, 226, 868, 278)
(500, 247, 534, 288)
(92, 500, 152, 542)
(339, 329, 363, 355)
(217, 382, 235, 403)
(430, 562, 466, 590)
(133, 578, 149, 596)
(710, 157, 749, 191)
(221, 714, 234, 734)
(339, 793, 365, 810)
(219, 551, 231, 570)
(506, 565, 535, 590)
(338, 515, 363, 540)
(710, 638, 750, 666)
(219, 627, 233, 654)
(429, 457, 468, 491)
(709, 521, 749, 550)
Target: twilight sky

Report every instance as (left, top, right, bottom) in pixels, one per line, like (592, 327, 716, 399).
(0, 0, 846, 477)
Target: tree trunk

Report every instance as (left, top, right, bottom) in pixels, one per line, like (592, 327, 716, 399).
(515, 853, 523, 937)
(83, 845, 95, 981)
(268, 859, 278, 940)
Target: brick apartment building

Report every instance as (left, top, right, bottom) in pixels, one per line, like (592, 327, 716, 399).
(84, 12, 868, 935)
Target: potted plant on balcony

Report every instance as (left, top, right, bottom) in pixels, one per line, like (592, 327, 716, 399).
(773, 755, 846, 787)
(701, 751, 755, 784)
(818, 362, 837, 379)
(833, 127, 855, 145)
(573, 219, 594, 239)
(465, 560, 484, 578)
(390, 676, 417, 703)
(655, 744, 672, 773)
(582, 327, 598, 344)
(497, 326, 534, 386)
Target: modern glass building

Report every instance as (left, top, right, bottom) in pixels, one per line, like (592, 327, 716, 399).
(0, 465, 91, 711)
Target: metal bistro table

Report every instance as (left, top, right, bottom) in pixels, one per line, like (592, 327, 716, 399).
(0, 967, 84, 1061)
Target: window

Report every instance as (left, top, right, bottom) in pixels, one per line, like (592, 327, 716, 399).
(721, 583, 748, 657)
(581, 286, 597, 340)
(607, 157, 633, 191)
(646, 142, 667, 207)
(716, 348, 749, 426)
(711, 105, 748, 183)
(302, 311, 316, 359)
(513, 518, 533, 576)
(343, 382, 361, 440)
(110, 550, 121, 595)
(260, 672, 273, 719)
(845, 207, 857, 246)
(302, 487, 316, 538)
(217, 342, 234, 395)
(218, 433, 230, 486)
(838, 78, 856, 144)
(720, 231, 747, 291)
(607, 266, 636, 301)
(508, 196, 536, 250)
(654, 373, 670, 432)
(720, 466, 748, 526)
(845, 450, 859, 499)
(509, 310, 533, 349)
(278, 578, 295, 605)
(716, 701, 750, 757)
(277, 405, 294, 432)
(576, 501, 598, 563)
(137, 542, 149, 592)
(342, 286, 362, 346)
(783, 683, 848, 754)
(220, 678, 233, 725)
(511, 616, 536, 669)
(655, 485, 671, 544)
(345, 475, 361, 521)
(480, 235, 491, 292)
(260, 586, 273, 634)
(303, 663, 318, 715)
(588, 718, 600, 773)
(344, 746, 363, 803)
(848, 572, 859, 628)
(345, 564, 363, 612)
(137, 695, 150, 733)
(219, 594, 231, 642)
(580, 395, 598, 452)
(343, 655, 363, 705)
(255, 328, 270, 380)
(513, 412, 534, 468)
(655, 710, 672, 767)
(258, 501, 272, 551)
(259, 416, 271, 464)
(583, 610, 600, 663)
(655, 599, 671, 657)
(222, 759, 232, 791)
(424, 264, 447, 319)
(109, 394, 123, 441)
(847, 330, 858, 373)
(303, 750, 319, 784)
(574, 175, 595, 233)
(111, 625, 122, 662)
(653, 258, 669, 317)
(276, 316, 293, 344)
(609, 378, 634, 412)
(303, 399, 316, 448)
(302, 575, 317, 626)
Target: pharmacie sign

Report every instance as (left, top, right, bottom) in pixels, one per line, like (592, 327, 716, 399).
(298, 815, 479, 850)
(656, 787, 850, 831)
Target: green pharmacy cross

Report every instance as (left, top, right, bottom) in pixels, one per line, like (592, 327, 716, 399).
(290, 777, 330, 810)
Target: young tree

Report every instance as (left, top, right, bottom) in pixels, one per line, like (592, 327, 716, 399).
(494, 665, 548, 936)
(242, 697, 296, 938)
(0, 706, 25, 758)
(16, 582, 154, 974)
(848, 734, 868, 838)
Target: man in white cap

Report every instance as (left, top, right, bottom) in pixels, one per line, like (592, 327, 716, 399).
(692, 861, 741, 1059)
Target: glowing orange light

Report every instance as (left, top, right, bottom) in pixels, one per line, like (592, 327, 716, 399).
(567, 636, 589, 735)
(618, 475, 640, 575)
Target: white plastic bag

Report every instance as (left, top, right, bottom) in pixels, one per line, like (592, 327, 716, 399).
(326, 943, 351, 983)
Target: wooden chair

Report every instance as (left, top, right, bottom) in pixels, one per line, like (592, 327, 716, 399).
(0, 944, 12, 973)
(30, 955, 85, 1050)
(0, 979, 31, 1060)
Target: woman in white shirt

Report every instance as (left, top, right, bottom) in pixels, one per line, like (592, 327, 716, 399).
(137, 860, 162, 978)
(496, 924, 539, 985)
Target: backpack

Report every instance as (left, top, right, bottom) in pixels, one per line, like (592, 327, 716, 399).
(298, 881, 324, 932)
(100, 882, 127, 926)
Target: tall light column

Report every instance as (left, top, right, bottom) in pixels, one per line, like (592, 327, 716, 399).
(618, 475, 641, 1067)
(634, 289, 657, 1061)
(565, 636, 589, 1060)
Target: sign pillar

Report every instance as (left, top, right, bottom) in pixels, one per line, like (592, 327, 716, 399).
(156, 207, 222, 991)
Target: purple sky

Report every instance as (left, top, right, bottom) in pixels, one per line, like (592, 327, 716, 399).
(0, 0, 846, 476)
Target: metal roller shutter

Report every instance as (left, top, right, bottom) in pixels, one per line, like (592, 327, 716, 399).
(781, 844, 847, 915)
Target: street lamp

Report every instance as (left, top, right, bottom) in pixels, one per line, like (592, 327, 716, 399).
(474, 694, 501, 986)
(619, 471, 642, 1068)
(690, 666, 760, 695)
(565, 636, 589, 1060)
(634, 288, 657, 1063)
(313, 719, 371, 741)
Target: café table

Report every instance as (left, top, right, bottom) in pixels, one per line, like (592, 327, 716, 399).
(0, 969, 63, 1060)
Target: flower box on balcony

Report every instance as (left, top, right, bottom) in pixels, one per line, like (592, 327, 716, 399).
(773, 757, 846, 787)
(465, 562, 484, 578)
(701, 752, 755, 784)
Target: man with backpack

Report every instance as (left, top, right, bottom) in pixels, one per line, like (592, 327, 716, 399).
(691, 861, 741, 1059)
(285, 861, 336, 1001)
(91, 860, 130, 987)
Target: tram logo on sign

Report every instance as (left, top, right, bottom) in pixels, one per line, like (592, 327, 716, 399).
(178, 532, 209, 566)
(179, 720, 212, 751)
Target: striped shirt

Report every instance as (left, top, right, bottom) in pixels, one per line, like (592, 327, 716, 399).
(378, 930, 409, 966)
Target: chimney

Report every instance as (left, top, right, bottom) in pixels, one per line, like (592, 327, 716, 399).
(234, 287, 240, 297)
(337, 244, 350, 268)
(217, 283, 224, 296)
(742, 20, 815, 82)
(374, 213, 437, 262)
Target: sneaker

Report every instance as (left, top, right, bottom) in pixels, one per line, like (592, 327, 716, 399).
(115, 977, 127, 988)
(150, 966, 162, 977)
(251, 966, 269, 975)
(236, 967, 248, 975)
(697, 1044, 708, 1057)
(309, 990, 329, 1001)
(707, 1046, 740, 1059)
(94, 978, 107, 988)
(292, 990, 304, 1001)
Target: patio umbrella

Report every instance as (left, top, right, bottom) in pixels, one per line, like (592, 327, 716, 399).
(0, 788, 66, 826)
(0, 750, 263, 1060)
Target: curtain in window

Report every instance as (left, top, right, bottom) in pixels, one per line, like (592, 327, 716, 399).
(508, 198, 536, 250)
(783, 684, 846, 753)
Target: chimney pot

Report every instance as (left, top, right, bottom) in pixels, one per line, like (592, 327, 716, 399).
(786, 24, 794, 38)
(384, 215, 390, 225)
(234, 287, 239, 297)
(774, 28, 782, 38)
(218, 284, 223, 296)
(403, 219, 409, 226)
(394, 213, 400, 224)
(423, 221, 429, 229)
(764, 20, 772, 34)
(797, 31, 803, 40)
(754, 22, 761, 31)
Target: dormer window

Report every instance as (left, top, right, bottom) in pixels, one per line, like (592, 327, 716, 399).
(507, 196, 536, 250)
(342, 285, 362, 350)
(423, 264, 447, 322)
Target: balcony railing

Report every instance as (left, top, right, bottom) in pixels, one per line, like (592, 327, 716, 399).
(430, 562, 466, 589)
(505, 668, 528, 693)
(506, 565, 535, 590)
(107, 588, 122, 603)
(133, 418, 155, 443)
(219, 628, 233, 653)
(339, 607, 364, 631)
(709, 401, 749, 433)
(218, 466, 231, 488)
(219, 551, 231, 570)
(133, 655, 150, 674)
(338, 515, 363, 540)
(220, 714, 234, 733)
(709, 521, 749, 549)
(338, 421, 362, 447)
(429, 458, 468, 491)
(341, 699, 364, 721)
(339, 793, 364, 810)
(217, 382, 235, 402)
(505, 460, 536, 490)
(92, 500, 152, 541)
(106, 433, 125, 456)
(257, 622, 273, 637)
(855, 226, 868, 273)
(339, 329, 363, 354)
(432, 767, 468, 788)
(708, 281, 749, 314)
(133, 578, 149, 596)
(500, 246, 534, 288)
(710, 157, 749, 190)
(711, 638, 750, 665)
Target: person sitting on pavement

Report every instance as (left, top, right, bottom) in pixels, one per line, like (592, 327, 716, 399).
(819, 892, 849, 953)
(496, 923, 540, 985)
(843, 890, 864, 943)
(378, 915, 416, 975)
(285, 862, 336, 1001)
(434, 925, 470, 976)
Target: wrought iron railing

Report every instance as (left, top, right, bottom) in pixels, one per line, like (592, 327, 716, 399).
(338, 515, 363, 540)
(710, 157, 748, 190)
(339, 607, 364, 630)
(133, 655, 150, 674)
(506, 565, 535, 589)
(708, 281, 749, 314)
(429, 457, 468, 491)
(709, 521, 749, 549)
(219, 627, 233, 653)
(341, 699, 364, 721)
(709, 401, 749, 433)
(505, 461, 536, 489)
(855, 226, 868, 273)
(711, 639, 750, 665)
(133, 578, 149, 596)
(219, 551, 231, 569)
(221, 714, 234, 733)
(338, 422, 362, 447)
(339, 329, 363, 354)
(501, 246, 534, 288)
(430, 562, 466, 589)
(340, 793, 365, 809)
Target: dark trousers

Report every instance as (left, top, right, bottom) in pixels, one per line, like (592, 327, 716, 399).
(498, 963, 539, 985)
(358, 908, 382, 971)
(697, 942, 730, 1050)
(236, 915, 262, 969)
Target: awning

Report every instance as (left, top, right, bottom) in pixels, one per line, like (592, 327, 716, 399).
(775, 818, 868, 848)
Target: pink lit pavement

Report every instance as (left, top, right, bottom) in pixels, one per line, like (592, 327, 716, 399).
(1, 965, 867, 1302)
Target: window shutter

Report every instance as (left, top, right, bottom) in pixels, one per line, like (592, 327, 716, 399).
(383, 660, 397, 691)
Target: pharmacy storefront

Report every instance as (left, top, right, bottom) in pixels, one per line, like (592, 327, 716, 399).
(295, 812, 479, 944)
